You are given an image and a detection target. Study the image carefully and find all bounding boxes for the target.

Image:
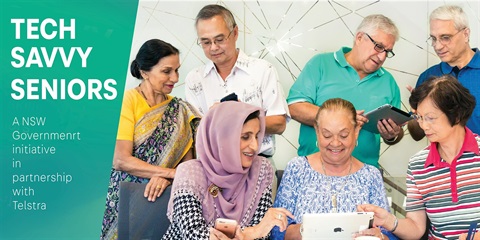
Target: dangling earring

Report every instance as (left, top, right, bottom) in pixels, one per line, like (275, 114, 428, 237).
(356, 140, 358, 146)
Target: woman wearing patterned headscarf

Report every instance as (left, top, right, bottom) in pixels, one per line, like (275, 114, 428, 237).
(162, 101, 292, 239)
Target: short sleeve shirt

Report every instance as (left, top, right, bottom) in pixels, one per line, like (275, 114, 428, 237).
(185, 49, 290, 156)
(416, 48, 480, 134)
(287, 47, 401, 167)
(406, 128, 480, 239)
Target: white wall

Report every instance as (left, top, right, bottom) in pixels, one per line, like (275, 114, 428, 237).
(126, 0, 480, 177)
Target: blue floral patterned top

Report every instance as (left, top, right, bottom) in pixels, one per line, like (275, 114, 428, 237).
(271, 156, 396, 240)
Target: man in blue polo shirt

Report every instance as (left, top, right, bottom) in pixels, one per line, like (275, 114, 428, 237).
(287, 14, 404, 167)
(408, 5, 480, 140)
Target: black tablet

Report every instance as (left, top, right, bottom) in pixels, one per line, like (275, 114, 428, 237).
(220, 92, 238, 102)
(362, 104, 413, 134)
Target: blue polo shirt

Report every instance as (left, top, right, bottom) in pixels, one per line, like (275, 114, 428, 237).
(287, 47, 401, 167)
(416, 48, 480, 135)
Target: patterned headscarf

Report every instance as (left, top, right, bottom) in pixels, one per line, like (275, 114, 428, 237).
(167, 101, 272, 226)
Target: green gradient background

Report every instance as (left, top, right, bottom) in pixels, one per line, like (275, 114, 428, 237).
(0, 0, 138, 239)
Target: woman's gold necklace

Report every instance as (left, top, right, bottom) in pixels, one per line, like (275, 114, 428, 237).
(322, 158, 353, 213)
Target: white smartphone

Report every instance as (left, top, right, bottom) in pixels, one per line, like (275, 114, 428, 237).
(214, 218, 238, 238)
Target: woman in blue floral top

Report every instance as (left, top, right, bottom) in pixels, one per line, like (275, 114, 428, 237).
(271, 98, 397, 240)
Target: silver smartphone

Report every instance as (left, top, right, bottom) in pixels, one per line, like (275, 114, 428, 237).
(214, 218, 238, 238)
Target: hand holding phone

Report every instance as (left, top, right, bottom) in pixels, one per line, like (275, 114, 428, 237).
(214, 218, 238, 238)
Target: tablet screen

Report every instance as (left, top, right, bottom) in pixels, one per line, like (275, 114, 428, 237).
(362, 104, 412, 134)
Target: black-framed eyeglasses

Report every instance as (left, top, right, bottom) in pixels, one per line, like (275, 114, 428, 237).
(364, 33, 395, 58)
(197, 29, 234, 48)
(426, 28, 466, 46)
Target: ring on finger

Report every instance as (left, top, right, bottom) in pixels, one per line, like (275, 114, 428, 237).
(277, 213, 282, 220)
(156, 185, 161, 189)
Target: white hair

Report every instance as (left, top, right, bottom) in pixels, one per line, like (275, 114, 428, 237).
(356, 14, 400, 41)
(430, 5, 469, 30)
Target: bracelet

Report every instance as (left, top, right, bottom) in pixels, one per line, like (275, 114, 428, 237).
(391, 215, 398, 232)
(384, 136, 397, 143)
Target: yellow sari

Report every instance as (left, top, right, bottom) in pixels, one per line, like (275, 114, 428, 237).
(101, 96, 201, 240)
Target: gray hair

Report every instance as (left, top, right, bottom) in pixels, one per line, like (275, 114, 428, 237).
(430, 5, 469, 30)
(356, 14, 400, 41)
(195, 4, 237, 31)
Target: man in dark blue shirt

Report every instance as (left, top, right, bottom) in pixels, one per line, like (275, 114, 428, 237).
(409, 5, 480, 140)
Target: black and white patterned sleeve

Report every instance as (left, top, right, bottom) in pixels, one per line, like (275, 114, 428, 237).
(246, 185, 273, 240)
(162, 194, 209, 240)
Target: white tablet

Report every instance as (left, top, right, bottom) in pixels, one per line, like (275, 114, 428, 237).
(301, 212, 374, 240)
(363, 104, 413, 134)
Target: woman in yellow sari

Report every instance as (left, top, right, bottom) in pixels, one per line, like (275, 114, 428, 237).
(101, 39, 201, 239)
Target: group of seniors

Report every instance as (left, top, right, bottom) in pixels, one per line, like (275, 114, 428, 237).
(100, 3, 480, 240)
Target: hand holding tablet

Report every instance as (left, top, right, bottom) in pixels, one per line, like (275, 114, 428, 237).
(362, 104, 413, 134)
